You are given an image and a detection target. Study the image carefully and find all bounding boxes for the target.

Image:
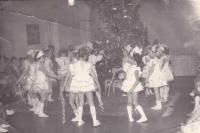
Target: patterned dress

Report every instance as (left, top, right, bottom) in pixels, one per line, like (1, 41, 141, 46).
(121, 63, 143, 92)
(69, 60, 95, 93)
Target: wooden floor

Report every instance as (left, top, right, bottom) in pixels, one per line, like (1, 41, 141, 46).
(2, 76, 195, 133)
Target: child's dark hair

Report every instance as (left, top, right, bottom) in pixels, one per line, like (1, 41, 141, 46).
(34, 51, 43, 62)
(78, 46, 90, 61)
(58, 48, 68, 56)
(19, 57, 24, 61)
(44, 49, 51, 55)
(11, 56, 17, 61)
(131, 53, 142, 67)
(70, 51, 78, 61)
(48, 45, 55, 50)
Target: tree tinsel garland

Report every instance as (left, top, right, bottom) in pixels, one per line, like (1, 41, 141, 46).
(91, 0, 150, 80)
(60, 91, 65, 124)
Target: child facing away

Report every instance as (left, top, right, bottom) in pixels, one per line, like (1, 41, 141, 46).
(121, 52, 147, 123)
(61, 50, 79, 122)
(145, 45, 167, 110)
(68, 46, 101, 127)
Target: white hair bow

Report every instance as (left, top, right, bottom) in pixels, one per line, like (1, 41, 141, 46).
(36, 50, 44, 59)
(130, 46, 143, 57)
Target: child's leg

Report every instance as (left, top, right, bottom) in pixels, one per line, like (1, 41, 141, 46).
(34, 93, 40, 114)
(75, 94, 79, 109)
(48, 81, 54, 101)
(29, 92, 37, 111)
(69, 93, 78, 121)
(151, 87, 162, 110)
(160, 87, 164, 100)
(149, 88, 154, 95)
(38, 92, 48, 117)
(77, 92, 85, 126)
(127, 92, 134, 122)
(132, 92, 147, 123)
(163, 84, 169, 101)
(85, 91, 100, 127)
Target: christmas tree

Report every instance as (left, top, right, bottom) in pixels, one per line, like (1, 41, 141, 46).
(91, 0, 150, 80)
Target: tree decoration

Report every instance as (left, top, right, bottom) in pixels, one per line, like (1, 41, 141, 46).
(92, 0, 149, 80)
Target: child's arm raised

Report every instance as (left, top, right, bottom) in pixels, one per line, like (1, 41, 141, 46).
(129, 70, 139, 92)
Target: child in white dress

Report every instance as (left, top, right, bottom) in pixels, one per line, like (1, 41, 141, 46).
(16, 50, 38, 112)
(146, 45, 167, 110)
(121, 52, 147, 123)
(69, 46, 101, 127)
(141, 46, 154, 97)
(62, 50, 79, 122)
(30, 50, 60, 117)
(160, 45, 174, 102)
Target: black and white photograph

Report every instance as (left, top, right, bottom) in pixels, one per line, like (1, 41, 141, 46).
(0, 0, 200, 133)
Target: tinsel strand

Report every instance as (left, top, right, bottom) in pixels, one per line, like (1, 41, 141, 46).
(60, 91, 65, 124)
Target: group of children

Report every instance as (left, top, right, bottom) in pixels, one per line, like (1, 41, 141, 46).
(1, 42, 175, 130)
(110, 43, 174, 123)
(14, 43, 104, 127)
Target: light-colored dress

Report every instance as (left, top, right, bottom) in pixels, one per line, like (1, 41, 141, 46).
(141, 55, 152, 78)
(148, 57, 167, 88)
(23, 63, 37, 91)
(30, 63, 49, 93)
(121, 63, 143, 92)
(69, 60, 95, 93)
(161, 55, 174, 82)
